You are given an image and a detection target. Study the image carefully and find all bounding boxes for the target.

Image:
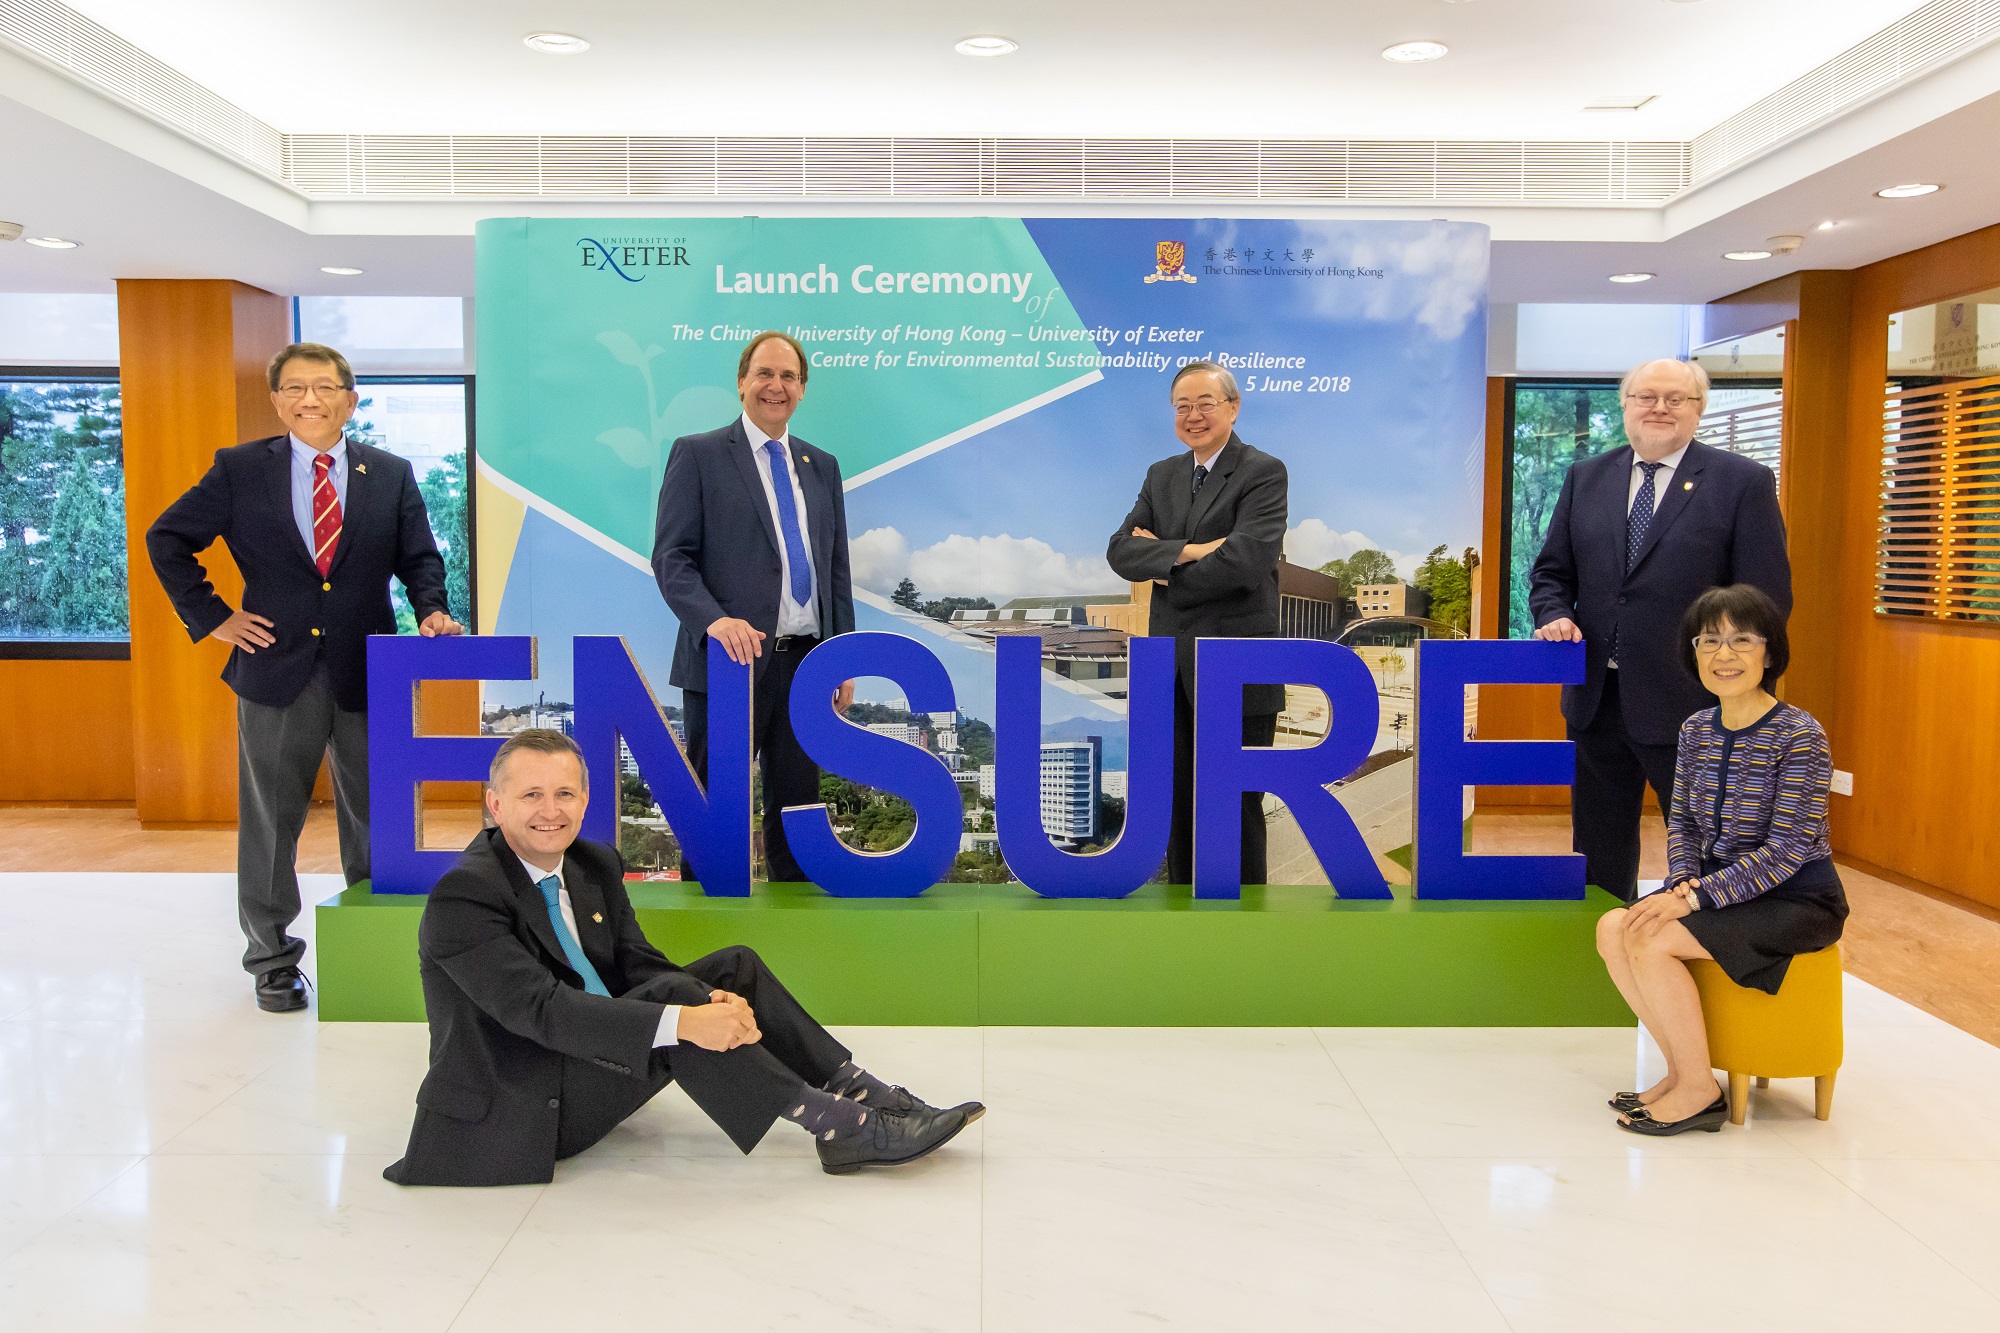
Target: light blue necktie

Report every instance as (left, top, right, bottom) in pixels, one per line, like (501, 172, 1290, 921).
(537, 875, 610, 996)
(762, 439, 814, 608)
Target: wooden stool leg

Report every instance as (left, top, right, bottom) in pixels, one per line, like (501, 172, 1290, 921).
(1727, 1072, 1750, 1126)
(1814, 1072, 1837, 1121)
(1754, 1076, 1770, 1089)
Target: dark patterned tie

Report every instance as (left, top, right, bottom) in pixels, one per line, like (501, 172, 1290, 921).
(1191, 464, 1208, 497)
(1610, 461, 1665, 665)
(1625, 461, 1664, 571)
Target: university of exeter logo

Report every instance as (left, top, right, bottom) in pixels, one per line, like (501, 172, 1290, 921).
(1143, 241, 1198, 284)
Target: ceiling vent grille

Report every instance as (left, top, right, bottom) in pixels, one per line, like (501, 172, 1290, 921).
(281, 133, 1693, 204)
(3, 0, 1997, 205)
(1691, 0, 2000, 181)
(0, 0, 283, 176)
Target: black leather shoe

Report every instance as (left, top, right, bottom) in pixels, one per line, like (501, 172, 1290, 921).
(255, 966, 309, 1013)
(849, 1082, 986, 1125)
(1609, 1091, 1645, 1112)
(817, 1103, 970, 1175)
(1616, 1090, 1727, 1137)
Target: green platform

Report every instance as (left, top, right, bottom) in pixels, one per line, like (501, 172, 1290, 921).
(316, 881, 1634, 1027)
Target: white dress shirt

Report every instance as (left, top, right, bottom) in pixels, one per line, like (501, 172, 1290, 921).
(1626, 442, 1690, 517)
(288, 434, 348, 558)
(739, 413, 821, 638)
(517, 851, 678, 1046)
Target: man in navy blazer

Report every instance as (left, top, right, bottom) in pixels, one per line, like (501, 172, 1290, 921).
(147, 343, 462, 1011)
(1529, 358, 1791, 901)
(651, 332, 854, 884)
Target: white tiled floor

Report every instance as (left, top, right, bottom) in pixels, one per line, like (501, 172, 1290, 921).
(2, 871, 1997, 1331)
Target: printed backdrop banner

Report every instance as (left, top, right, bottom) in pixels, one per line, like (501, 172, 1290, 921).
(474, 217, 1488, 787)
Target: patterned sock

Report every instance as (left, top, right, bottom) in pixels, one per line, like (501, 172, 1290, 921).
(822, 1060, 899, 1106)
(781, 1084, 869, 1141)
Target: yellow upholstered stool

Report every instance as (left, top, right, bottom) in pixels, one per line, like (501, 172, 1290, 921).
(1687, 945, 1843, 1126)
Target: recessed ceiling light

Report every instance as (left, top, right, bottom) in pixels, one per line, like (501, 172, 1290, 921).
(1608, 272, 1656, 283)
(321, 266, 364, 276)
(1382, 40, 1449, 63)
(23, 236, 79, 249)
(523, 32, 589, 55)
(955, 35, 1018, 57)
(1817, 220, 1838, 231)
(1585, 95, 1657, 111)
(1723, 250, 1773, 262)
(1876, 182, 1941, 198)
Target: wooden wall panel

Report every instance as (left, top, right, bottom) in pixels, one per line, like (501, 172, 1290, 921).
(1823, 226, 2000, 908)
(0, 660, 135, 802)
(118, 280, 289, 826)
(1709, 230, 2000, 908)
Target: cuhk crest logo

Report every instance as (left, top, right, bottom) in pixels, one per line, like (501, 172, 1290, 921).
(1144, 240, 1198, 285)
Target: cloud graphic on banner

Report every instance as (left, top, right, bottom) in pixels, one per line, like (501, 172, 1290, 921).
(849, 526, 912, 592)
(1340, 226, 1488, 342)
(851, 526, 1120, 601)
(1284, 519, 1422, 582)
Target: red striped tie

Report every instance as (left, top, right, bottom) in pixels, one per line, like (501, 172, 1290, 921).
(312, 452, 342, 576)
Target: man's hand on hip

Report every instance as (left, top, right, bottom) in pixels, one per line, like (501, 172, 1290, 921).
(419, 611, 465, 637)
(835, 679, 855, 715)
(1534, 617, 1583, 643)
(707, 617, 766, 665)
(678, 990, 761, 1051)
(210, 609, 276, 653)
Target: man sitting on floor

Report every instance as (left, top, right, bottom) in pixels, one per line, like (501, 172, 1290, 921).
(385, 728, 982, 1186)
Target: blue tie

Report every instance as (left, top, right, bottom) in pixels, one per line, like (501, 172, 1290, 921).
(537, 875, 610, 996)
(1626, 461, 1665, 571)
(763, 439, 814, 608)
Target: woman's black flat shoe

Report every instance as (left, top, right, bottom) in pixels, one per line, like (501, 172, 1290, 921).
(1616, 1091, 1727, 1137)
(1609, 1091, 1645, 1112)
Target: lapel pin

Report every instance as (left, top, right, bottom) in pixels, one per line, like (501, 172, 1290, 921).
(355, 463, 367, 474)
(591, 912, 603, 923)
(1682, 480, 1693, 490)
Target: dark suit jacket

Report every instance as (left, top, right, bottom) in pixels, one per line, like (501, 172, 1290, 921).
(1528, 439, 1791, 745)
(383, 829, 713, 1187)
(1105, 434, 1289, 716)
(145, 435, 450, 712)
(651, 418, 854, 693)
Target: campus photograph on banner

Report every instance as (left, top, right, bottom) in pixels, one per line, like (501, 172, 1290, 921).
(473, 217, 1488, 881)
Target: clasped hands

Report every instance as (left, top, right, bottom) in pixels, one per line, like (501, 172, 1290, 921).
(1625, 884, 1695, 937)
(1131, 527, 1224, 586)
(678, 989, 762, 1051)
(211, 607, 464, 652)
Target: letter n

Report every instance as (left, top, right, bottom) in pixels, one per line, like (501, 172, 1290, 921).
(573, 637, 752, 897)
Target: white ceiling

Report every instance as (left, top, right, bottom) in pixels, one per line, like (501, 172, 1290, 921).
(62, 0, 1932, 140)
(0, 0, 1994, 308)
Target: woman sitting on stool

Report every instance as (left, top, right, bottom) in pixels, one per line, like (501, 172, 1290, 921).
(1595, 583, 1847, 1136)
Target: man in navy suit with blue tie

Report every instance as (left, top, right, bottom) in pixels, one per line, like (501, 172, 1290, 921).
(651, 332, 854, 883)
(1529, 358, 1791, 901)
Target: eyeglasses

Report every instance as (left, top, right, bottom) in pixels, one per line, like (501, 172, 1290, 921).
(1692, 633, 1766, 655)
(1173, 397, 1230, 418)
(1626, 392, 1702, 410)
(277, 383, 350, 400)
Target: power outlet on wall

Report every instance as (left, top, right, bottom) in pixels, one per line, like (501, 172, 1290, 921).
(1830, 769, 1855, 797)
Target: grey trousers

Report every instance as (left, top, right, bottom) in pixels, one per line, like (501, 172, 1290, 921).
(237, 669, 369, 976)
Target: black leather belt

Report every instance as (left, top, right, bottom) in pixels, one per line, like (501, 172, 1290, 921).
(773, 634, 821, 653)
